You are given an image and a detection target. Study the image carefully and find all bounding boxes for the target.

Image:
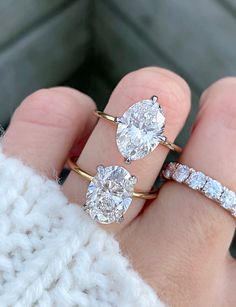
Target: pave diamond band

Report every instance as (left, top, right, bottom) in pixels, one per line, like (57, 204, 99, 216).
(67, 158, 158, 224)
(95, 96, 182, 164)
(163, 162, 236, 218)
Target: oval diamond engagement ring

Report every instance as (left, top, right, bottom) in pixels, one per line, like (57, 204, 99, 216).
(67, 158, 158, 224)
(95, 96, 182, 164)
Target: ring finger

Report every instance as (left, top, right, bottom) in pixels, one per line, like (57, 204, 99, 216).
(126, 77, 236, 306)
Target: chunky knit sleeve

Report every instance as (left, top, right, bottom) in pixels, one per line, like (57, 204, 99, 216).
(0, 149, 164, 307)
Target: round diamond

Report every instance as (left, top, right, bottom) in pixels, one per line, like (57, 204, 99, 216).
(203, 178, 223, 200)
(220, 188, 236, 210)
(172, 164, 190, 183)
(185, 171, 206, 190)
(231, 206, 236, 217)
(85, 166, 135, 224)
(116, 98, 165, 161)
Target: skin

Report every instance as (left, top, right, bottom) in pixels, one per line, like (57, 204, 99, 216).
(2, 67, 236, 306)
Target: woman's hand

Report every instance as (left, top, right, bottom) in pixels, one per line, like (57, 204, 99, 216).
(3, 67, 236, 306)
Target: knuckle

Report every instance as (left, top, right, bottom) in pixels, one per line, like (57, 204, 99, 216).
(206, 76, 236, 92)
(122, 66, 190, 98)
(144, 66, 190, 95)
(118, 67, 190, 125)
(199, 77, 236, 131)
(25, 88, 53, 104)
(14, 88, 89, 130)
(201, 77, 236, 106)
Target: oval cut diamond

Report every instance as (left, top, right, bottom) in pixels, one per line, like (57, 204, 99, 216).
(85, 166, 136, 224)
(116, 99, 165, 161)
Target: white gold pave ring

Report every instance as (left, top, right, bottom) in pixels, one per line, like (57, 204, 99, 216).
(163, 162, 236, 219)
(67, 158, 158, 224)
(95, 96, 182, 164)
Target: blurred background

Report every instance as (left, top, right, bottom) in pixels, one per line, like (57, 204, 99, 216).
(0, 0, 235, 252)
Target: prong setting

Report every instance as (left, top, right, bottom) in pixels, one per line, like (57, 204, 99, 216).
(129, 175, 137, 185)
(96, 165, 105, 174)
(83, 203, 89, 212)
(124, 157, 131, 164)
(151, 95, 158, 103)
(118, 216, 124, 223)
(158, 135, 167, 144)
(115, 116, 124, 124)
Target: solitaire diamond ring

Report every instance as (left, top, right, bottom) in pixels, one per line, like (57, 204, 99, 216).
(163, 162, 236, 219)
(95, 96, 182, 164)
(67, 158, 158, 224)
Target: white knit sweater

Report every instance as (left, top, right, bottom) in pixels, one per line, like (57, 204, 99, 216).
(0, 148, 164, 307)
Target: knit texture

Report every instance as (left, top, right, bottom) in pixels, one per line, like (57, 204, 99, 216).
(0, 148, 164, 307)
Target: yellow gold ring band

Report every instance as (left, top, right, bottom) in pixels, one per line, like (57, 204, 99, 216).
(67, 158, 158, 200)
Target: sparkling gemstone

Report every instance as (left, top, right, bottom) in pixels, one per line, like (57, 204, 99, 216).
(220, 188, 236, 210)
(85, 165, 136, 224)
(203, 178, 223, 200)
(116, 98, 165, 161)
(231, 207, 236, 217)
(185, 171, 206, 190)
(162, 162, 176, 179)
(172, 164, 190, 183)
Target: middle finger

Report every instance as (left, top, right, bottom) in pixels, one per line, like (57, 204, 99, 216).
(63, 67, 190, 231)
